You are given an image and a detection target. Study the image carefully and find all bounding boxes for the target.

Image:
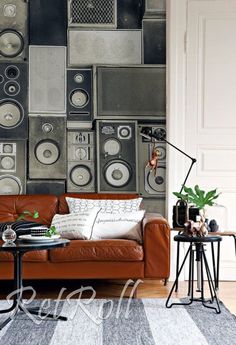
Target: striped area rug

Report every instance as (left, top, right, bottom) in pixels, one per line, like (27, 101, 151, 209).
(0, 298, 235, 345)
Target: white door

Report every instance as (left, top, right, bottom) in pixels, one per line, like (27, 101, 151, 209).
(168, 0, 236, 280)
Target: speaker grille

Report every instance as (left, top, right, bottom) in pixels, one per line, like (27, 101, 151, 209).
(69, 0, 117, 27)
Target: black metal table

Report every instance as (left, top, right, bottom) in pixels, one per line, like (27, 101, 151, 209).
(166, 235, 222, 314)
(0, 238, 70, 330)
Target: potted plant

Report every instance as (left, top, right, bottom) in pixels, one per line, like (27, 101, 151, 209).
(173, 185, 220, 222)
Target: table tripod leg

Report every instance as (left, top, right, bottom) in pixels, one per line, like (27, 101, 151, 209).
(175, 241, 180, 292)
(166, 245, 192, 308)
(202, 251, 221, 314)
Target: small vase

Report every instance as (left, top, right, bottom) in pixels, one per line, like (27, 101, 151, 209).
(2, 224, 17, 244)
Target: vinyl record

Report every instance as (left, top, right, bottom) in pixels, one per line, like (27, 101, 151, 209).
(0, 30, 24, 58)
(104, 160, 131, 187)
(35, 141, 60, 165)
(0, 175, 22, 194)
(0, 101, 22, 128)
(70, 165, 92, 187)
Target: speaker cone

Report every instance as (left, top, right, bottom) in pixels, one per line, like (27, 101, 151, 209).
(35, 141, 60, 165)
(0, 101, 22, 128)
(0, 175, 22, 195)
(103, 139, 121, 156)
(104, 160, 131, 187)
(0, 156, 15, 170)
(147, 166, 166, 193)
(70, 89, 89, 108)
(70, 165, 92, 186)
(4, 81, 20, 96)
(0, 30, 24, 58)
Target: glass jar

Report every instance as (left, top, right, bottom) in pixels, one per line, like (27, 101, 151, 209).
(2, 224, 17, 244)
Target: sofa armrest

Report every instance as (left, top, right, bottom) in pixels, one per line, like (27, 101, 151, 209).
(142, 213, 170, 279)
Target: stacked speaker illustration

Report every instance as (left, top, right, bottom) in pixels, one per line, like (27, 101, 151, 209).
(0, 0, 167, 215)
(97, 121, 138, 193)
(67, 130, 95, 192)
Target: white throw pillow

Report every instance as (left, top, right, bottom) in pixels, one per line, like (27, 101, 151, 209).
(66, 197, 143, 214)
(91, 210, 145, 243)
(51, 208, 101, 240)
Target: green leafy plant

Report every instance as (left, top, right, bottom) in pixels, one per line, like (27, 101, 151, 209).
(17, 210, 58, 238)
(17, 210, 39, 221)
(45, 225, 57, 238)
(173, 185, 220, 210)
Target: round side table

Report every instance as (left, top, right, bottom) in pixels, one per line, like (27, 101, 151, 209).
(166, 235, 222, 314)
(0, 238, 70, 330)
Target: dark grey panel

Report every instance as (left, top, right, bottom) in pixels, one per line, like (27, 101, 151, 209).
(117, 0, 145, 29)
(0, 0, 28, 61)
(97, 120, 138, 193)
(26, 180, 66, 196)
(29, 114, 67, 179)
(29, 0, 67, 46)
(0, 62, 28, 139)
(0, 140, 26, 195)
(143, 18, 166, 64)
(96, 65, 166, 117)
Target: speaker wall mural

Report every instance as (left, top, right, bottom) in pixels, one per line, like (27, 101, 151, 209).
(0, 0, 167, 215)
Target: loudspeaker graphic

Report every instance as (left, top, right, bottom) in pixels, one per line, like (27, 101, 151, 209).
(29, 0, 67, 46)
(0, 140, 26, 195)
(142, 18, 166, 64)
(0, 0, 28, 61)
(68, 0, 117, 28)
(95, 65, 166, 118)
(97, 120, 138, 193)
(67, 68, 93, 125)
(117, 0, 144, 29)
(67, 130, 95, 192)
(138, 124, 166, 198)
(29, 114, 67, 179)
(29, 46, 66, 113)
(0, 62, 28, 139)
(26, 180, 66, 196)
(68, 29, 142, 66)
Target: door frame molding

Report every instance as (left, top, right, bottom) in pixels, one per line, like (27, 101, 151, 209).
(166, 0, 188, 222)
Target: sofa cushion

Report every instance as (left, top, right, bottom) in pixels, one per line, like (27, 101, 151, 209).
(66, 196, 142, 214)
(0, 250, 48, 262)
(59, 193, 140, 214)
(49, 239, 144, 262)
(51, 208, 101, 239)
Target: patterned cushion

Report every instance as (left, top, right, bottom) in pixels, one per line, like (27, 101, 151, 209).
(0, 221, 46, 238)
(66, 197, 143, 214)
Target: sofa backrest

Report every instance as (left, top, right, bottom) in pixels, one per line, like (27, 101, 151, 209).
(58, 193, 140, 214)
(0, 195, 58, 226)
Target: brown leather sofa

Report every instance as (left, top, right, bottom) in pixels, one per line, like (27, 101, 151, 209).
(0, 193, 170, 281)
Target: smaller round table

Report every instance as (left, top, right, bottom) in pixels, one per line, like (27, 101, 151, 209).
(166, 235, 222, 314)
(0, 238, 70, 330)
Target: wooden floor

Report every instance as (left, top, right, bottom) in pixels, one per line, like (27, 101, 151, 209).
(0, 279, 235, 315)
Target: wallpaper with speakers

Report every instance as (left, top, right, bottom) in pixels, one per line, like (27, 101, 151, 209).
(0, 0, 167, 215)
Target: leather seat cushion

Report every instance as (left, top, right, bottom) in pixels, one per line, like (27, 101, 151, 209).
(0, 250, 48, 262)
(49, 239, 144, 262)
